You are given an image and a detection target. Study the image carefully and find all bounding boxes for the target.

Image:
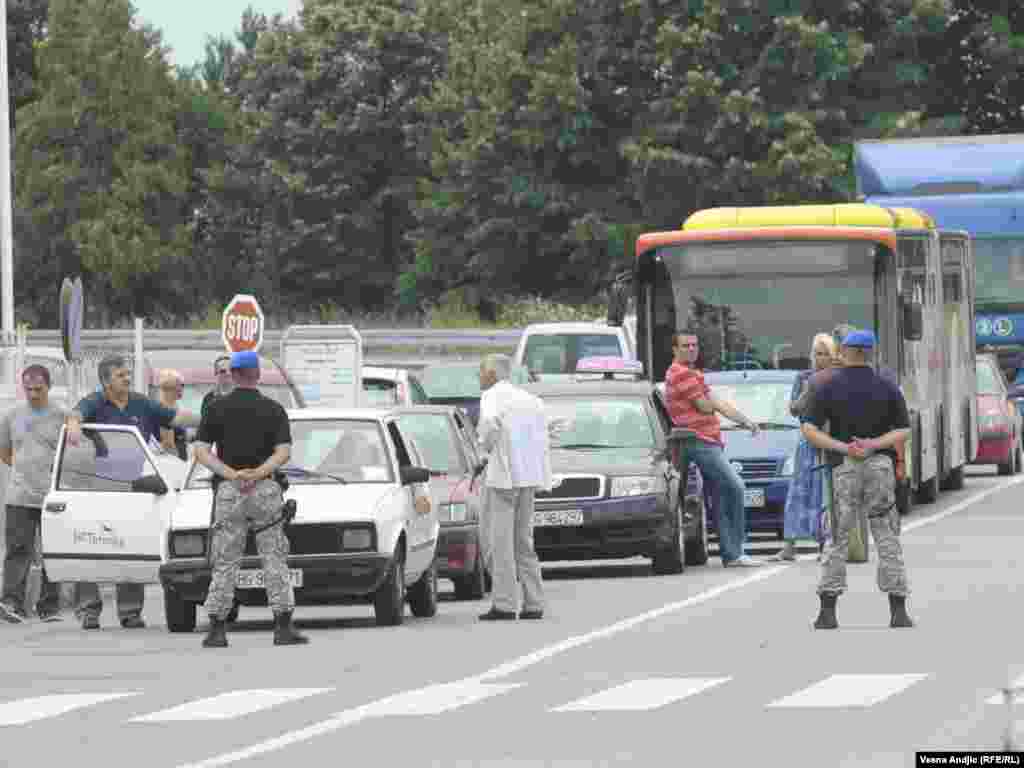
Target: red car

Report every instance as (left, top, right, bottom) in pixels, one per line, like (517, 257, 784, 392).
(973, 353, 1022, 475)
(392, 405, 489, 600)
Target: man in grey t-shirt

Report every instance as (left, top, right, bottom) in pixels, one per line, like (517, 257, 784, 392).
(0, 365, 70, 623)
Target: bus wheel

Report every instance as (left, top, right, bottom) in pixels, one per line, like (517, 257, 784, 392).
(943, 465, 965, 491)
(915, 474, 939, 504)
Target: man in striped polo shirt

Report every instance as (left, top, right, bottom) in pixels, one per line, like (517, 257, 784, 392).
(664, 332, 763, 568)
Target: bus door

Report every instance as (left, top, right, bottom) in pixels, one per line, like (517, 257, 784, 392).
(940, 232, 978, 472)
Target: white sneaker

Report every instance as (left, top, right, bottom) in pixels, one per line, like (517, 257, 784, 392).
(725, 556, 763, 568)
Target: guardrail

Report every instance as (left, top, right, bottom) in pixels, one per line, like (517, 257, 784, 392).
(17, 328, 524, 353)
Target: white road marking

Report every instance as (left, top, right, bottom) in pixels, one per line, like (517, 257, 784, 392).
(552, 677, 731, 712)
(361, 680, 520, 716)
(131, 689, 330, 722)
(177, 476, 1020, 767)
(766, 674, 929, 709)
(986, 673, 1024, 705)
(0, 693, 140, 726)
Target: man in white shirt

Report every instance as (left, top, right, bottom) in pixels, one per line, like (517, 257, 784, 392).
(477, 354, 552, 620)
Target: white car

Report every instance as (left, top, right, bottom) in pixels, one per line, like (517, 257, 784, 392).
(38, 410, 440, 633)
(361, 366, 430, 407)
(513, 322, 636, 382)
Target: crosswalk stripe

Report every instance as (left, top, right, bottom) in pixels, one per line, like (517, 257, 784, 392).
(362, 680, 521, 717)
(0, 693, 141, 726)
(130, 689, 331, 722)
(986, 673, 1024, 705)
(766, 674, 929, 709)
(551, 677, 731, 712)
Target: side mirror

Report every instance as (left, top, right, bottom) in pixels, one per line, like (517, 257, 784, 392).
(400, 466, 430, 485)
(132, 474, 168, 496)
(902, 301, 923, 341)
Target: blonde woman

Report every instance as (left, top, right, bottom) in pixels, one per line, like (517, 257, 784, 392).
(770, 333, 837, 561)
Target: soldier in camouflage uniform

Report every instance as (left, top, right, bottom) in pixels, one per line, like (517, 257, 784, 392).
(802, 329, 913, 630)
(193, 350, 308, 648)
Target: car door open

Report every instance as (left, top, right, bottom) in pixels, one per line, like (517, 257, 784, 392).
(41, 424, 171, 584)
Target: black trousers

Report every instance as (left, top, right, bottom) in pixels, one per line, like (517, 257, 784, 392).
(3, 505, 60, 616)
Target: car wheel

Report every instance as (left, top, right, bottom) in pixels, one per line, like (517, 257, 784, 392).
(684, 499, 709, 566)
(652, 504, 686, 575)
(374, 546, 406, 626)
(454, 554, 487, 601)
(164, 589, 197, 633)
(998, 445, 1014, 476)
(409, 562, 439, 618)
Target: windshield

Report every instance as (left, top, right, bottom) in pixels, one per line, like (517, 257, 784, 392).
(660, 240, 879, 372)
(187, 419, 393, 487)
(707, 381, 799, 428)
(976, 360, 1005, 395)
(395, 413, 467, 474)
(974, 237, 1024, 306)
(543, 397, 655, 449)
(149, 382, 296, 413)
(420, 365, 530, 399)
(524, 334, 624, 376)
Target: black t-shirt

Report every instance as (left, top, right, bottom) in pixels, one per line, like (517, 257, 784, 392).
(197, 388, 291, 469)
(806, 365, 910, 467)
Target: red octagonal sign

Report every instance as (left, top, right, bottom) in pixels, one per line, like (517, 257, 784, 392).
(222, 294, 264, 354)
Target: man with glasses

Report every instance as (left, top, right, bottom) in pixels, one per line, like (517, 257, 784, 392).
(158, 369, 187, 459)
(664, 331, 763, 568)
(0, 365, 72, 623)
(201, 355, 234, 423)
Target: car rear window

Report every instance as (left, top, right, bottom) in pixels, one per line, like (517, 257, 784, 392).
(524, 334, 624, 375)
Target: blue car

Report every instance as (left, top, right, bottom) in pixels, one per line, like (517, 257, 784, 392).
(703, 370, 802, 538)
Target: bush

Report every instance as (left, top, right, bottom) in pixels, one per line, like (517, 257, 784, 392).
(426, 291, 606, 329)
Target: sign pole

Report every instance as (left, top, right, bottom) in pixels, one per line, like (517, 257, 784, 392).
(0, 0, 15, 345)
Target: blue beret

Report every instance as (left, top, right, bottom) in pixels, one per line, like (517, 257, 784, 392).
(229, 350, 260, 370)
(841, 329, 876, 349)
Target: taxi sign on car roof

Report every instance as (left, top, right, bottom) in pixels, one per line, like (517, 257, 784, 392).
(574, 356, 644, 380)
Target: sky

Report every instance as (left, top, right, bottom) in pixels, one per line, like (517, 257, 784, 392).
(132, 0, 302, 69)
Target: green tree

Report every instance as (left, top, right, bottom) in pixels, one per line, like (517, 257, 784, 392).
(14, 0, 191, 323)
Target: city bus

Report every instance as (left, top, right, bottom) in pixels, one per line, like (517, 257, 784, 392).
(855, 135, 1024, 376)
(609, 203, 976, 504)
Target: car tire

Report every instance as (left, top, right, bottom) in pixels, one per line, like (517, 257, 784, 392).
(374, 546, 406, 626)
(409, 562, 439, 618)
(998, 447, 1014, 476)
(652, 504, 686, 575)
(454, 555, 487, 601)
(164, 589, 197, 633)
(684, 500, 709, 566)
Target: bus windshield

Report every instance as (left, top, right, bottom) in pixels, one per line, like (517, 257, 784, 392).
(973, 237, 1024, 307)
(659, 240, 880, 372)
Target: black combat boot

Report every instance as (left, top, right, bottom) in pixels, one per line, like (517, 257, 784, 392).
(814, 593, 838, 630)
(202, 616, 228, 648)
(888, 594, 914, 628)
(273, 611, 309, 645)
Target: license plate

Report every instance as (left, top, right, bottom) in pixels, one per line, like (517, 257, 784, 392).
(532, 509, 584, 526)
(744, 489, 765, 508)
(236, 569, 303, 589)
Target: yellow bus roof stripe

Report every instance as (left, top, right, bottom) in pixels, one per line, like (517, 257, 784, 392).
(682, 203, 934, 231)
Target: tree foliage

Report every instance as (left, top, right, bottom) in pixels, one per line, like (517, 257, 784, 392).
(7, 0, 1024, 325)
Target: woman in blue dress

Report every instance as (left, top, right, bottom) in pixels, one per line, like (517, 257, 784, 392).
(770, 333, 838, 562)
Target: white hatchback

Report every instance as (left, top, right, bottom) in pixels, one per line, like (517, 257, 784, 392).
(39, 410, 440, 633)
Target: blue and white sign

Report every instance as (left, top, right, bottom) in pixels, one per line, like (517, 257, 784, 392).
(976, 313, 1024, 345)
(993, 317, 1014, 337)
(976, 317, 993, 337)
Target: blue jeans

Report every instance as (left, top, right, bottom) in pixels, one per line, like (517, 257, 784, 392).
(689, 440, 748, 562)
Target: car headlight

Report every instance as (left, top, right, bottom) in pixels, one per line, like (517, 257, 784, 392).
(781, 454, 795, 477)
(610, 475, 659, 497)
(341, 527, 374, 551)
(171, 532, 205, 557)
(440, 502, 468, 522)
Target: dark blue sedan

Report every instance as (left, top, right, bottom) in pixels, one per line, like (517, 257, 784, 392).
(703, 370, 802, 538)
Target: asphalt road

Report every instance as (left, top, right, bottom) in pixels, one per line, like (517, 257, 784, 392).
(1, 466, 1022, 768)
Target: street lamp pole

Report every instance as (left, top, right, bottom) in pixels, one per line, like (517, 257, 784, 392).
(0, 0, 14, 344)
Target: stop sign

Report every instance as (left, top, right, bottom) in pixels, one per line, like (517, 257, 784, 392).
(222, 294, 264, 354)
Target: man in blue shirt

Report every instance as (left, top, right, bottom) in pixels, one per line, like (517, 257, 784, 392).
(66, 353, 199, 630)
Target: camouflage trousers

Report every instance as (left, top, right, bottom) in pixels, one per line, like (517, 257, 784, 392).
(818, 454, 909, 597)
(203, 478, 294, 619)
